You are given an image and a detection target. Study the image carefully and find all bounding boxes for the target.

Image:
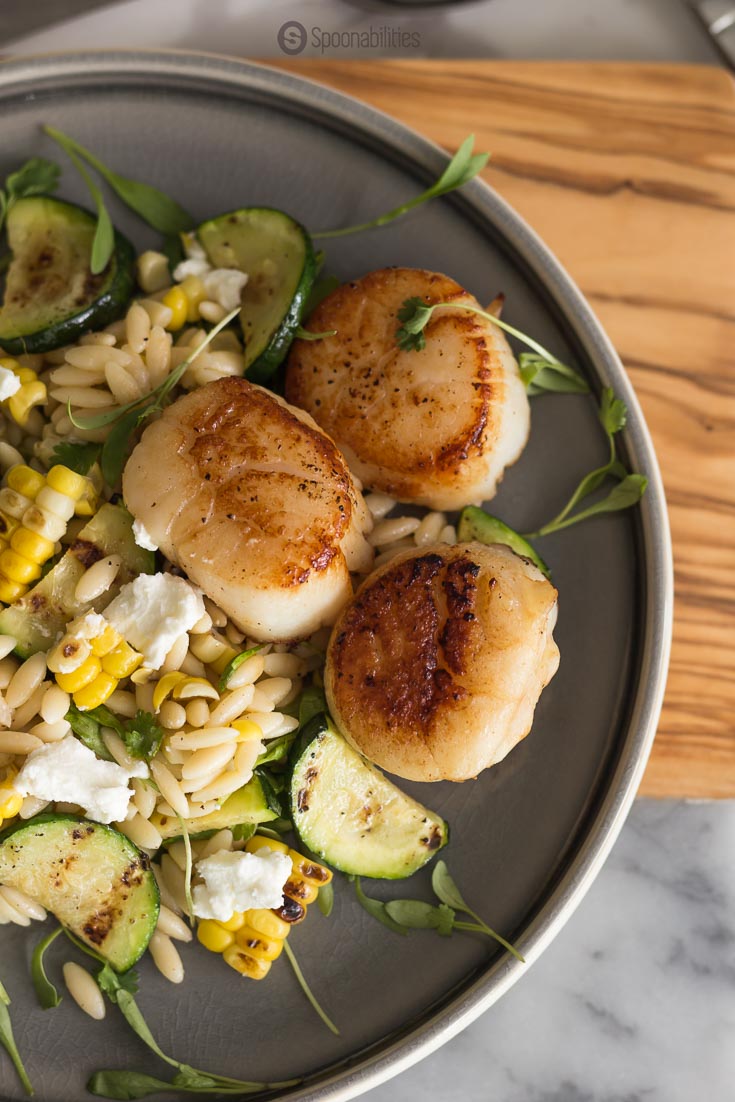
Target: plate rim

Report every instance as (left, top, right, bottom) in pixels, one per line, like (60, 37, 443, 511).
(0, 48, 674, 1102)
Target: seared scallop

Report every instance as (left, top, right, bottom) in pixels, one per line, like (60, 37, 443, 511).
(122, 377, 373, 641)
(325, 542, 559, 782)
(285, 268, 530, 511)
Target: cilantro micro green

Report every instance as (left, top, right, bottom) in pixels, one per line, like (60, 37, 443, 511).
(31, 926, 63, 1010)
(0, 977, 33, 1096)
(49, 440, 101, 476)
(43, 126, 193, 237)
(0, 155, 61, 234)
(524, 387, 648, 538)
(283, 941, 340, 1036)
(314, 134, 489, 239)
(396, 296, 588, 395)
(68, 304, 240, 486)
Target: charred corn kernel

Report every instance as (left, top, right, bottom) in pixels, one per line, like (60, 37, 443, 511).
(283, 876, 319, 906)
(246, 908, 290, 940)
(180, 275, 206, 322)
(244, 835, 289, 857)
(48, 635, 91, 674)
(162, 286, 188, 330)
(56, 653, 102, 693)
(172, 677, 219, 702)
(218, 911, 246, 933)
(0, 488, 33, 520)
(46, 465, 87, 500)
(232, 718, 262, 742)
(73, 670, 118, 710)
(234, 925, 283, 962)
(0, 548, 41, 585)
(6, 465, 44, 499)
(10, 527, 55, 564)
(89, 624, 123, 657)
(153, 671, 187, 712)
(272, 897, 307, 925)
(0, 575, 26, 604)
(21, 504, 67, 542)
(289, 849, 333, 888)
(197, 920, 234, 953)
(222, 944, 272, 980)
(74, 480, 98, 517)
(7, 380, 47, 426)
(101, 641, 142, 679)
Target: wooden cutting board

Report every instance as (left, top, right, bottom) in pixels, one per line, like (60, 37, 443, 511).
(270, 60, 735, 799)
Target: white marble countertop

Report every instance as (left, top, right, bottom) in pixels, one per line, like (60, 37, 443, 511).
(366, 799, 735, 1102)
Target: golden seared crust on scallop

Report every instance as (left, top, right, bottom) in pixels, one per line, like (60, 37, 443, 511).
(325, 542, 559, 782)
(122, 377, 373, 641)
(285, 268, 530, 511)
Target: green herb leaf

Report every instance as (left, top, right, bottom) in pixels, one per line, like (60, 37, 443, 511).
(316, 880, 334, 918)
(254, 732, 297, 768)
(6, 157, 61, 201)
(293, 326, 337, 341)
(353, 877, 408, 936)
(230, 822, 257, 843)
(0, 978, 33, 1096)
(524, 389, 647, 538)
(31, 926, 63, 1009)
(218, 645, 263, 693)
(255, 770, 286, 817)
(162, 233, 186, 276)
(298, 685, 327, 728)
(121, 711, 164, 762)
(49, 440, 101, 475)
(395, 297, 588, 394)
(314, 135, 489, 239)
(385, 899, 454, 931)
(66, 704, 115, 761)
(87, 1070, 178, 1100)
(43, 127, 193, 235)
(283, 940, 339, 1036)
(175, 814, 195, 923)
(100, 405, 146, 488)
(431, 861, 524, 961)
(56, 143, 115, 274)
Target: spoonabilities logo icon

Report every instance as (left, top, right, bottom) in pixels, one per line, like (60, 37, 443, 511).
(277, 21, 307, 55)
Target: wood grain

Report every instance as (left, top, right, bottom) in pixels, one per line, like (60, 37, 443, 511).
(268, 60, 735, 798)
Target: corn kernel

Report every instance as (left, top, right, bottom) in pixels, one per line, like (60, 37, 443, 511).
(197, 920, 235, 954)
(89, 624, 123, 657)
(74, 481, 98, 517)
(152, 671, 187, 712)
(0, 549, 41, 585)
(7, 381, 47, 426)
(244, 835, 289, 857)
(73, 671, 118, 711)
(232, 718, 263, 742)
(218, 911, 246, 933)
(172, 677, 219, 702)
(0, 767, 22, 820)
(235, 925, 283, 962)
(222, 944, 272, 979)
(289, 850, 333, 888)
(10, 527, 55, 564)
(0, 357, 20, 373)
(284, 876, 319, 906)
(0, 512, 19, 541)
(46, 465, 87, 500)
(162, 286, 188, 331)
(35, 485, 76, 522)
(48, 635, 91, 674)
(56, 653, 103, 693)
(21, 504, 67, 542)
(6, 465, 45, 499)
(0, 575, 28, 603)
(101, 641, 143, 679)
(180, 275, 206, 323)
(246, 908, 291, 940)
(0, 488, 32, 520)
(13, 367, 37, 385)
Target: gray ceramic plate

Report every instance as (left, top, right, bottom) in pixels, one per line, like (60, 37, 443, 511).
(0, 51, 672, 1102)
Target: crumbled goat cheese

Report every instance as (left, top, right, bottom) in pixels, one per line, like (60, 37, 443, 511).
(68, 612, 109, 640)
(173, 240, 248, 313)
(15, 735, 146, 824)
(132, 518, 158, 552)
(192, 847, 292, 921)
(0, 367, 21, 402)
(103, 572, 205, 670)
